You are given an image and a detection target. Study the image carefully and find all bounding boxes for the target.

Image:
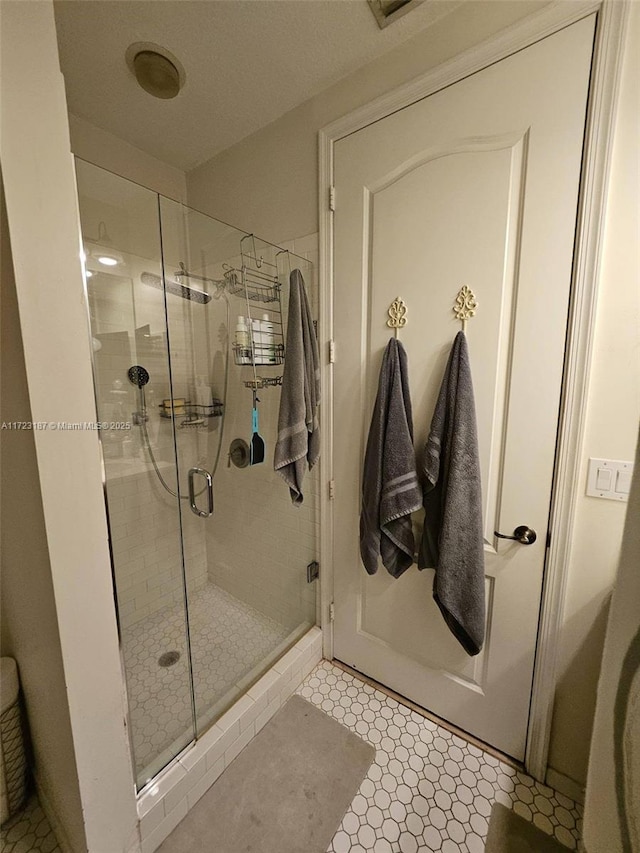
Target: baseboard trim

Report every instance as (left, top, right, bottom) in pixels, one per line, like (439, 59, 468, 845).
(546, 767, 585, 805)
(333, 659, 523, 772)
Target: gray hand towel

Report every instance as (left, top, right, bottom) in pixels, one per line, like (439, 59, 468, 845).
(360, 339, 422, 578)
(418, 331, 485, 656)
(274, 269, 321, 505)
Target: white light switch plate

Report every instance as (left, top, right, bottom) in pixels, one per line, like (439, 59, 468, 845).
(586, 458, 634, 502)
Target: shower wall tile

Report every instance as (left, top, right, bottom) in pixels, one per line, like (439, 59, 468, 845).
(186, 757, 225, 811)
(223, 725, 256, 767)
(140, 798, 188, 853)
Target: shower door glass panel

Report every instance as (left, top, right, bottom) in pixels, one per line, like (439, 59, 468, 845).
(75, 160, 196, 789)
(76, 157, 319, 791)
(159, 198, 318, 734)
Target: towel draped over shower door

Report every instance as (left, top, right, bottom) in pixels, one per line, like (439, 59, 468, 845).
(274, 269, 321, 504)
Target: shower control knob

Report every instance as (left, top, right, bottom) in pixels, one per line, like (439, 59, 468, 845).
(494, 526, 537, 545)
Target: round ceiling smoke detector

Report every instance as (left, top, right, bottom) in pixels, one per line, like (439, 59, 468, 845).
(125, 42, 185, 100)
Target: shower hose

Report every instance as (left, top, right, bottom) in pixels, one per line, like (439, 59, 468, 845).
(139, 285, 230, 502)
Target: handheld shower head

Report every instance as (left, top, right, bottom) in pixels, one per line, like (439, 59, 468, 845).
(128, 366, 150, 425)
(128, 365, 150, 388)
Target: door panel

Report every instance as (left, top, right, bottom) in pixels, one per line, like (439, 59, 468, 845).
(333, 16, 596, 760)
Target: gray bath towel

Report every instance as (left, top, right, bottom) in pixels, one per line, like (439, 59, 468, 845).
(360, 339, 422, 578)
(418, 331, 485, 656)
(274, 269, 320, 504)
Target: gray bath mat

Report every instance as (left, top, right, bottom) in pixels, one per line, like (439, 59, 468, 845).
(157, 695, 375, 853)
(485, 802, 572, 853)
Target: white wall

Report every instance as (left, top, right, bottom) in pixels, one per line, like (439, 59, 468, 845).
(69, 114, 187, 202)
(187, 0, 548, 242)
(187, 0, 639, 792)
(547, 2, 640, 792)
(0, 3, 139, 851)
(582, 434, 640, 852)
(0, 180, 86, 853)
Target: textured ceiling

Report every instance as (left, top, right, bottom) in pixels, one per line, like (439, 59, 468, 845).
(54, 0, 462, 172)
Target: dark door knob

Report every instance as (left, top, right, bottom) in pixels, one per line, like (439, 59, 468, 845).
(494, 525, 537, 545)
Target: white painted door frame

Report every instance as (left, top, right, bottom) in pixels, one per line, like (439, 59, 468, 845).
(318, 0, 630, 782)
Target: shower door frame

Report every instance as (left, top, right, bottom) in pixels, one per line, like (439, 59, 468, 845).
(317, 0, 629, 786)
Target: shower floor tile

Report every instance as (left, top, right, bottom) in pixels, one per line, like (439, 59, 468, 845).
(0, 792, 61, 853)
(122, 581, 290, 782)
(296, 661, 583, 853)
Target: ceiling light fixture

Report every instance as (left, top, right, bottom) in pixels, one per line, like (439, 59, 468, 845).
(83, 223, 123, 268)
(85, 221, 113, 245)
(98, 255, 119, 267)
(125, 42, 185, 100)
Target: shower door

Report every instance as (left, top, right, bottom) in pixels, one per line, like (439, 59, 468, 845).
(158, 199, 318, 735)
(77, 159, 319, 791)
(76, 159, 197, 789)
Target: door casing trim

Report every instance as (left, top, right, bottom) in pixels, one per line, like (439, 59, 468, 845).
(318, 0, 630, 782)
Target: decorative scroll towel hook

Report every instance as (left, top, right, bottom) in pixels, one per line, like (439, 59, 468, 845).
(387, 297, 407, 339)
(453, 286, 477, 332)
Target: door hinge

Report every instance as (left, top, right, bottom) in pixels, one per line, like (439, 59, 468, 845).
(329, 186, 336, 212)
(328, 479, 335, 500)
(329, 602, 335, 623)
(546, 530, 552, 548)
(329, 339, 336, 364)
(306, 560, 319, 583)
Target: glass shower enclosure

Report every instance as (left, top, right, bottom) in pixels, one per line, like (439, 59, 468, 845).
(75, 159, 318, 789)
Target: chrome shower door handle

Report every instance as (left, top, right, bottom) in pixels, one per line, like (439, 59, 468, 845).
(188, 467, 214, 518)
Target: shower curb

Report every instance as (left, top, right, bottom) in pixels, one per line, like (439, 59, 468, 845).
(136, 626, 323, 853)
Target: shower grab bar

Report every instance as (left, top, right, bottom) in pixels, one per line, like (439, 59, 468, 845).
(188, 467, 214, 518)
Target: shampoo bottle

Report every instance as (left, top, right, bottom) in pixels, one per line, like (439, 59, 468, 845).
(251, 317, 265, 364)
(235, 316, 251, 364)
(261, 313, 276, 364)
(195, 375, 213, 409)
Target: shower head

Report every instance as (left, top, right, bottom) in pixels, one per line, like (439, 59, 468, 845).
(141, 271, 211, 304)
(175, 262, 228, 300)
(128, 365, 150, 388)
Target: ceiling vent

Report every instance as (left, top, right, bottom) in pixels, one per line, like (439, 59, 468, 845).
(367, 0, 424, 29)
(125, 42, 186, 100)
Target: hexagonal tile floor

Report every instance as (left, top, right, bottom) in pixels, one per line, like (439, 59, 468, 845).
(296, 661, 583, 853)
(0, 792, 60, 853)
(122, 581, 291, 783)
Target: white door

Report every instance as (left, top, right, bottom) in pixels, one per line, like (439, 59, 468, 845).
(332, 16, 596, 761)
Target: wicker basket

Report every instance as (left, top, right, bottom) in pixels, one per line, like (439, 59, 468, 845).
(1, 658, 28, 824)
